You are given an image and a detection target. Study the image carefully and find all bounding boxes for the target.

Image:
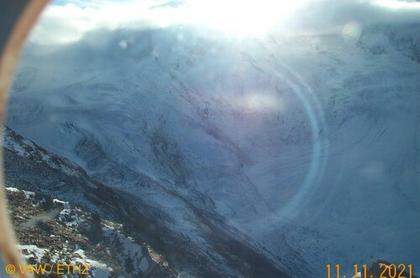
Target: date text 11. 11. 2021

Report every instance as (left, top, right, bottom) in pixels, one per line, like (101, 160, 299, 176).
(326, 263, 414, 278)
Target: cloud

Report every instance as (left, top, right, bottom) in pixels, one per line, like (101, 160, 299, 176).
(27, 0, 420, 45)
(28, 0, 185, 45)
(291, 0, 420, 34)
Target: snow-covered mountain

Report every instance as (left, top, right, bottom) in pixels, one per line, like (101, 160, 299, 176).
(6, 19, 420, 276)
(3, 126, 289, 277)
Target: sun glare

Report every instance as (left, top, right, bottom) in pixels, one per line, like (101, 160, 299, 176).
(183, 0, 303, 37)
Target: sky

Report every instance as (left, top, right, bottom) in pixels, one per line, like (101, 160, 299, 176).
(27, 0, 420, 45)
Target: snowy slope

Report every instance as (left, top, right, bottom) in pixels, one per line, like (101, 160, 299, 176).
(6, 21, 420, 276)
(4, 126, 289, 276)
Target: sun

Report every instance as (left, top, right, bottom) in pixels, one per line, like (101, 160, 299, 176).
(182, 0, 303, 37)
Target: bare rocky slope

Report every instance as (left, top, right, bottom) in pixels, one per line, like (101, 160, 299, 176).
(6, 186, 174, 278)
